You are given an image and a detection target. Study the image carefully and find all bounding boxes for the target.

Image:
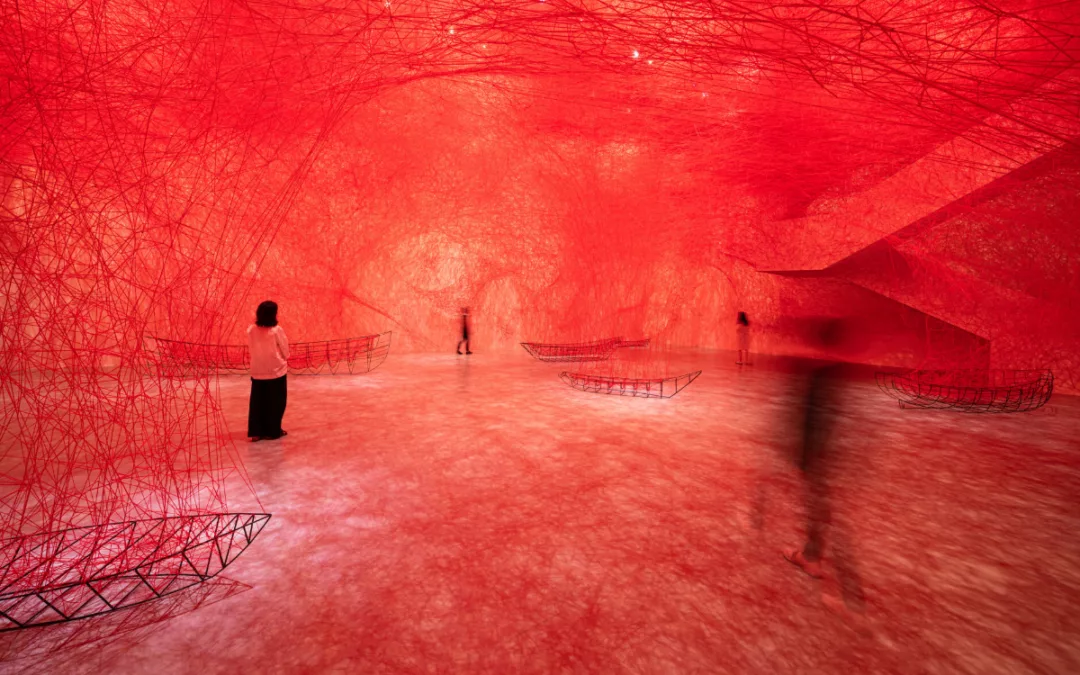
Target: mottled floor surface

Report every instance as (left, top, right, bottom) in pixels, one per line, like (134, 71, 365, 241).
(12, 351, 1080, 674)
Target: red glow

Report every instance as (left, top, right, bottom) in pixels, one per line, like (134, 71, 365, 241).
(1, 0, 1078, 664)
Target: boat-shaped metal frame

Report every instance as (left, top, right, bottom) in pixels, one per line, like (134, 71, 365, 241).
(521, 338, 621, 363)
(522, 336, 649, 362)
(151, 332, 392, 376)
(875, 368, 1053, 413)
(559, 370, 702, 398)
(0, 513, 271, 632)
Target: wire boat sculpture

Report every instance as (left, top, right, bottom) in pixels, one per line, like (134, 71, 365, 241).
(0, 513, 271, 631)
(521, 338, 622, 362)
(152, 340, 249, 373)
(151, 332, 392, 376)
(559, 370, 702, 398)
(521, 337, 650, 363)
(285, 334, 391, 375)
(875, 369, 1053, 413)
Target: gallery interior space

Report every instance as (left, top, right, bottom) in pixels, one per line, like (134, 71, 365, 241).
(1, 0, 1079, 672)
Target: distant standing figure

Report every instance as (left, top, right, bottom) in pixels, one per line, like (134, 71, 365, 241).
(736, 311, 751, 365)
(248, 300, 290, 441)
(457, 307, 472, 355)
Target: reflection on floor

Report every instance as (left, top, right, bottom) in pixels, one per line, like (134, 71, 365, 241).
(34, 351, 1080, 674)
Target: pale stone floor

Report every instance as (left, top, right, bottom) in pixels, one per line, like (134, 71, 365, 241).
(8, 351, 1080, 674)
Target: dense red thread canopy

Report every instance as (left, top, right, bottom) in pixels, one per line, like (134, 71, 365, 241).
(1, 0, 1079, 538)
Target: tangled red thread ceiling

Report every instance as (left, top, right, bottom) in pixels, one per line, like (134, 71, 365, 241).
(0, 0, 1078, 587)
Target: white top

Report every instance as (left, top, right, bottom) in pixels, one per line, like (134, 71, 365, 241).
(736, 324, 750, 351)
(248, 325, 290, 380)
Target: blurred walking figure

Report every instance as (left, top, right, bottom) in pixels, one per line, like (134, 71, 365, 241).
(457, 307, 472, 355)
(784, 317, 864, 613)
(736, 311, 751, 365)
(248, 300, 290, 442)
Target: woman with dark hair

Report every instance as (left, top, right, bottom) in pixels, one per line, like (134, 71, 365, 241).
(248, 300, 289, 441)
(736, 311, 751, 365)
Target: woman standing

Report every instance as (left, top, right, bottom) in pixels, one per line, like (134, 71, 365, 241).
(248, 300, 290, 441)
(736, 311, 751, 365)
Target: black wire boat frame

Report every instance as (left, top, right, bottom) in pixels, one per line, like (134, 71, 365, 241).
(0, 513, 271, 632)
(875, 368, 1053, 413)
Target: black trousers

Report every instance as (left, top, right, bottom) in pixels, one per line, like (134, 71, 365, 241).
(800, 372, 832, 561)
(248, 375, 287, 438)
(799, 365, 864, 606)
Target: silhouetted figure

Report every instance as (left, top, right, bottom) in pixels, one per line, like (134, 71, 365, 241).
(457, 307, 472, 355)
(248, 300, 289, 441)
(736, 311, 751, 365)
(784, 318, 864, 613)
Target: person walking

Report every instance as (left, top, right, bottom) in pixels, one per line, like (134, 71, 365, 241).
(457, 307, 472, 355)
(783, 318, 865, 615)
